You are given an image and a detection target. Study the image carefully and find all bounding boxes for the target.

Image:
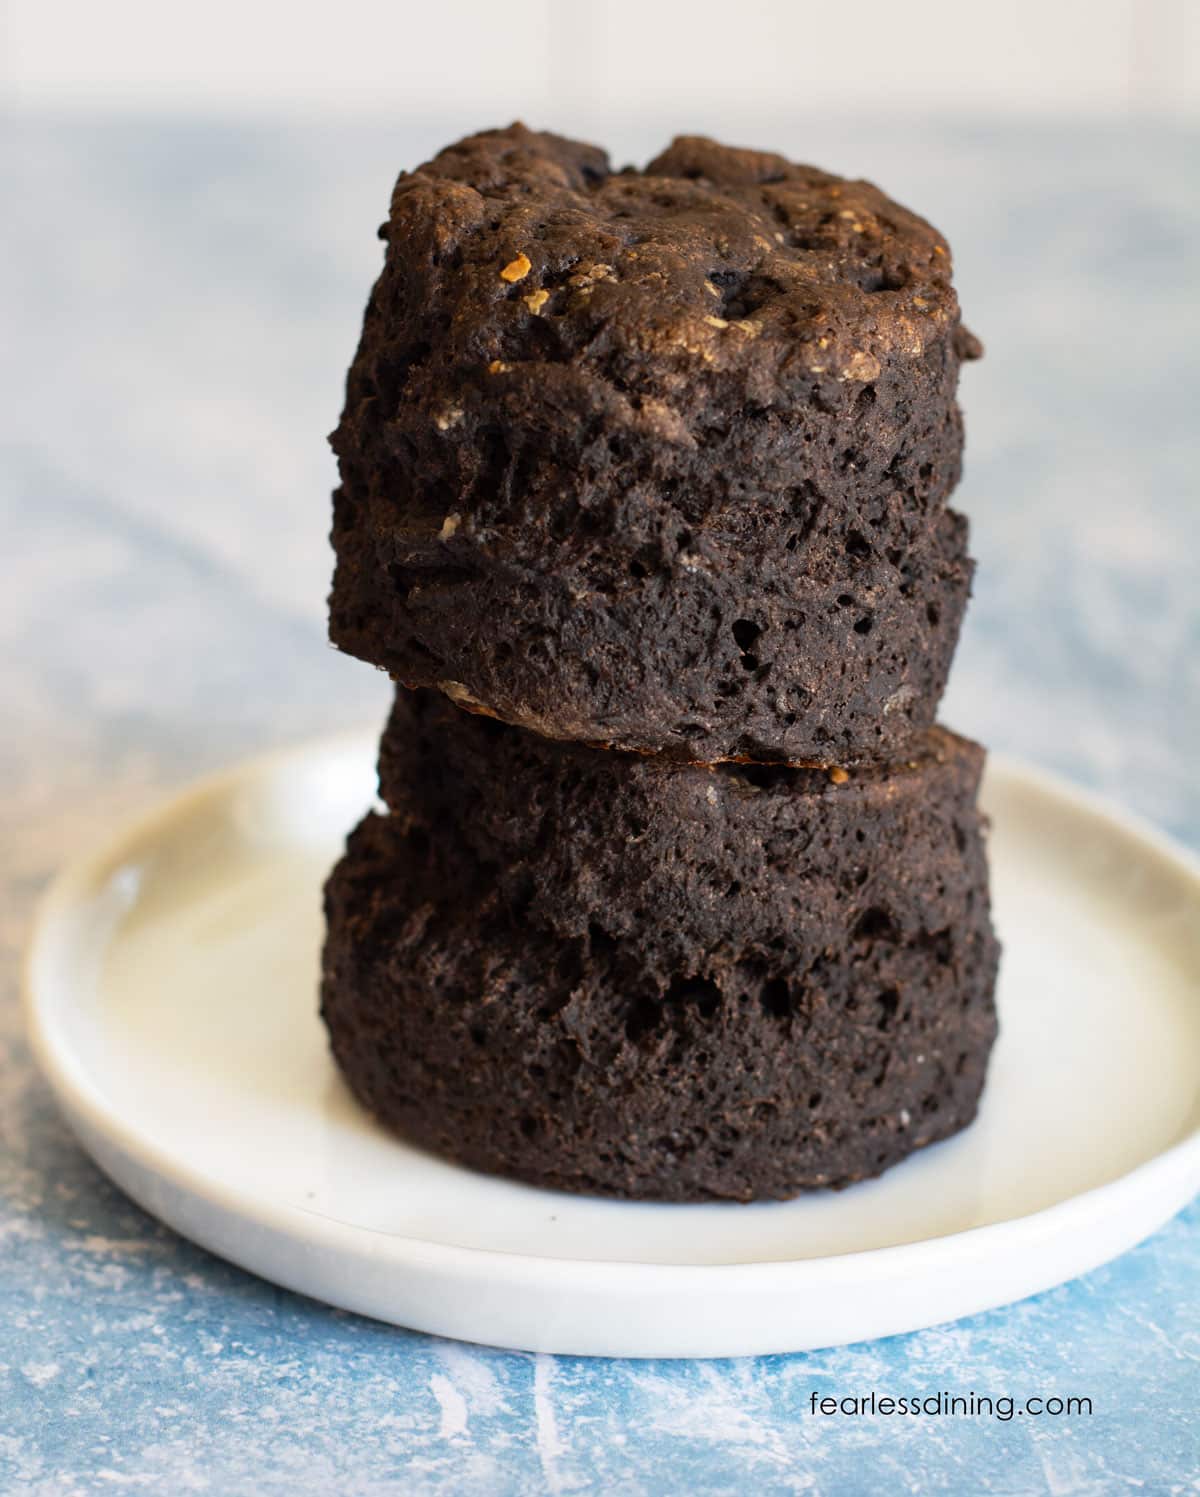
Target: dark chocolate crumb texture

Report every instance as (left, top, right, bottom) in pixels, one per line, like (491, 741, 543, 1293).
(377, 687, 991, 978)
(320, 691, 999, 1201)
(330, 125, 982, 764)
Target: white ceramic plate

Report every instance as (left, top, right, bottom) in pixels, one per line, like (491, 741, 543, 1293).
(25, 734, 1200, 1358)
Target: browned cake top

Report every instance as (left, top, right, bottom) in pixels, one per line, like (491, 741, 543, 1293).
(379, 124, 971, 405)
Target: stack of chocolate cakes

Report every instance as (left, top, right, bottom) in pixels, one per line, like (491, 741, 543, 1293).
(321, 126, 999, 1202)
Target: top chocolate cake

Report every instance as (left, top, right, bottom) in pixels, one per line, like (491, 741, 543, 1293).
(330, 125, 981, 764)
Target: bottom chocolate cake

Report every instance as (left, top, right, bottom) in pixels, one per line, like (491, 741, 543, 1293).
(320, 692, 1000, 1202)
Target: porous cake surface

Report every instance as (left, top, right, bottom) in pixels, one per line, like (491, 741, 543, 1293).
(321, 696, 999, 1201)
(378, 687, 990, 976)
(329, 125, 982, 763)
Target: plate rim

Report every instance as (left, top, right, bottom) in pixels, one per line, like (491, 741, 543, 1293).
(22, 730, 1200, 1290)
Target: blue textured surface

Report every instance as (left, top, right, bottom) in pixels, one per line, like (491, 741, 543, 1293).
(3, 113, 1198, 1493)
